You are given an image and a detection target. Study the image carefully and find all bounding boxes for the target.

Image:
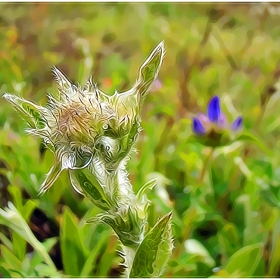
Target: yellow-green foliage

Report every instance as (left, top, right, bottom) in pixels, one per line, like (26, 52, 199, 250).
(1, 3, 280, 277)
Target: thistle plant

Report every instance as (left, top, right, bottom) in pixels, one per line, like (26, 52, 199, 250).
(3, 42, 173, 277)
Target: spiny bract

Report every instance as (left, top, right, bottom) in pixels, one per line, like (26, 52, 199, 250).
(3, 41, 165, 196)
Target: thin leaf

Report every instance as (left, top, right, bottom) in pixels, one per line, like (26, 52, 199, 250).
(28, 237, 58, 274)
(3, 93, 45, 128)
(61, 206, 88, 276)
(137, 178, 157, 200)
(0, 245, 21, 270)
(268, 234, 280, 276)
(81, 234, 109, 276)
(0, 202, 56, 272)
(236, 131, 272, 156)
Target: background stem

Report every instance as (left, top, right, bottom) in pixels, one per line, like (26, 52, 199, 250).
(198, 147, 215, 184)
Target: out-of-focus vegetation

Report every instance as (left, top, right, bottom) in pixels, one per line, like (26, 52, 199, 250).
(1, 2, 280, 277)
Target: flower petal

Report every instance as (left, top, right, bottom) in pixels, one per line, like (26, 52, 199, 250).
(192, 117, 206, 135)
(208, 96, 221, 123)
(216, 113, 228, 129)
(231, 116, 243, 131)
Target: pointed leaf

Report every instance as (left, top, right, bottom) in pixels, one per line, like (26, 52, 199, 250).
(3, 93, 45, 128)
(52, 66, 72, 92)
(8, 186, 23, 213)
(0, 245, 21, 270)
(184, 239, 215, 267)
(236, 131, 272, 156)
(0, 232, 13, 251)
(0, 202, 56, 272)
(22, 200, 38, 221)
(0, 265, 12, 277)
(130, 212, 173, 278)
(87, 209, 143, 247)
(129, 41, 165, 106)
(69, 168, 111, 211)
(81, 234, 109, 276)
(28, 237, 57, 275)
(137, 178, 157, 200)
(268, 234, 280, 276)
(12, 232, 26, 261)
(225, 243, 263, 277)
(137, 42, 165, 95)
(38, 160, 63, 195)
(61, 206, 88, 276)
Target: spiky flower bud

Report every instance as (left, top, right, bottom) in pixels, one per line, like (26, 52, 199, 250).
(3, 42, 174, 278)
(3, 42, 165, 200)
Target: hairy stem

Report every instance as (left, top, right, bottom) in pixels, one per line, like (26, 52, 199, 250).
(121, 245, 138, 277)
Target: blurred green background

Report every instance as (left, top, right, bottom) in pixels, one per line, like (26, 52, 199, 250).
(1, 2, 280, 277)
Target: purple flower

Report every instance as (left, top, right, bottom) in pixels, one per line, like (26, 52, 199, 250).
(231, 116, 243, 131)
(192, 117, 206, 135)
(192, 96, 243, 135)
(208, 96, 221, 122)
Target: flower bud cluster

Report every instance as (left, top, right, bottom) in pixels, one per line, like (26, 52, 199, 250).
(3, 42, 165, 250)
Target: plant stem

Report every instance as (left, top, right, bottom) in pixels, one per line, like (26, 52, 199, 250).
(198, 147, 215, 184)
(122, 245, 138, 277)
(167, 148, 215, 277)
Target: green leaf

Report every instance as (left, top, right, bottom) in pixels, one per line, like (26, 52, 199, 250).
(218, 224, 239, 259)
(7, 187, 38, 261)
(0, 245, 22, 270)
(236, 131, 272, 156)
(6, 268, 25, 278)
(260, 188, 280, 209)
(8, 186, 23, 213)
(61, 206, 88, 276)
(135, 41, 165, 103)
(12, 232, 26, 261)
(69, 168, 112, 211)
(22, 200, 38, 221)
(268, 234, 280, 276)
(28, 237, 58, 275)
(0, 202, 56, 272)
(137, 178, 157, 200)
(0, 232, 13, 251)
(184, 239, 215, 267)
(0, 265, 12, 277)
(98, 251, 117, 277)
(3, 94, 45, 129)
(81, 233, 109, 276)
(225, 243, 263, 277)
(130, 211, 173, 278)
(33, 264, 61, 278)
(136, 178, 157, 219)
(8, 186, 38, 221)
(87, 208, 144, 247)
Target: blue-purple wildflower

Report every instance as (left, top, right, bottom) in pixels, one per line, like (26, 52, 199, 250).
(192, 96, 243, 135)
